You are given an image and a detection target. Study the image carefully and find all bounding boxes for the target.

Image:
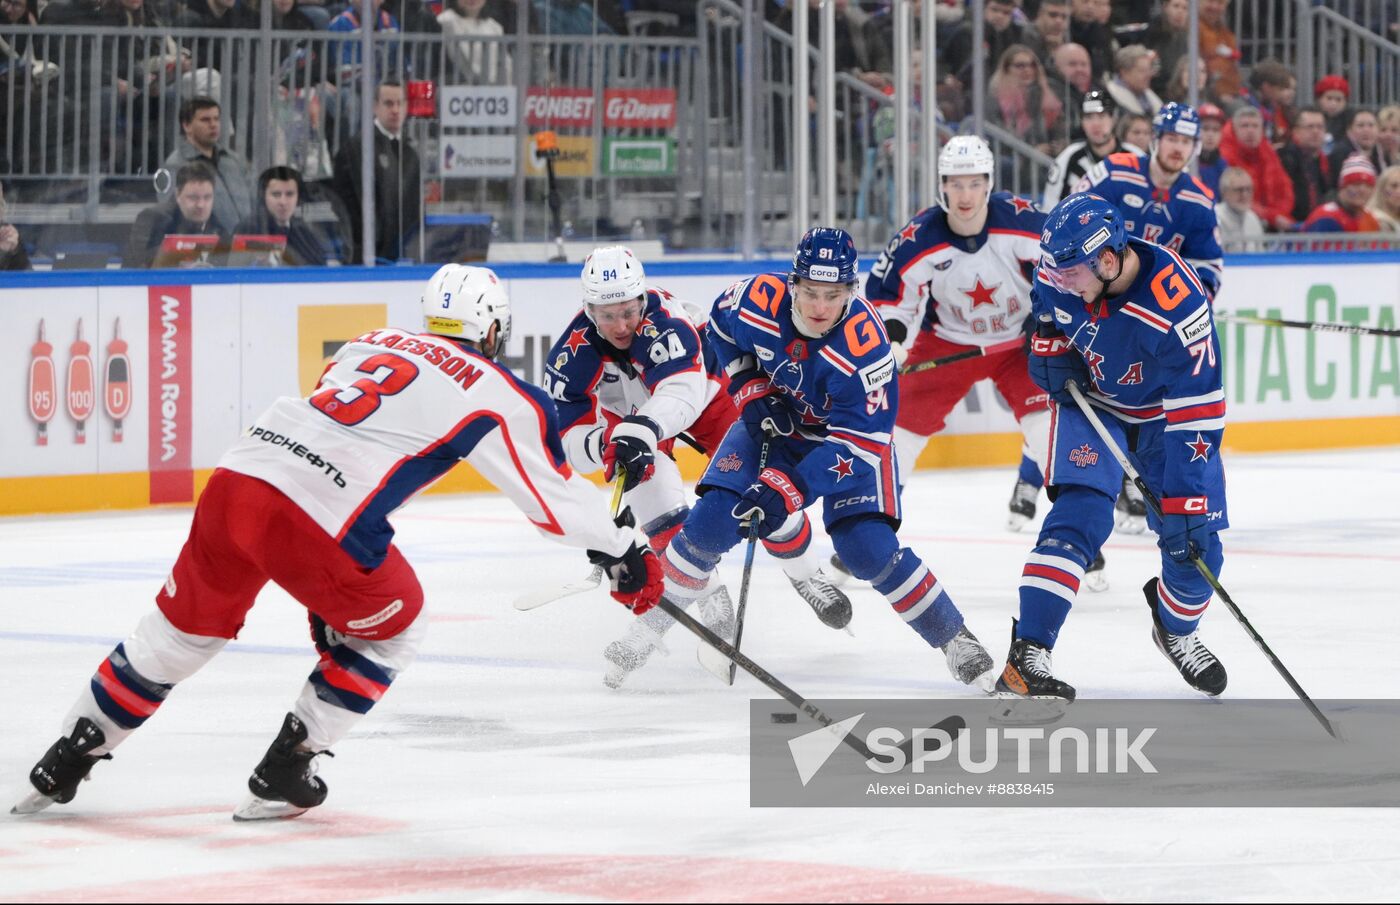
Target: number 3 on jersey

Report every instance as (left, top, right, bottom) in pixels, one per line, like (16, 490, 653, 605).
(310, 353, 419, 426)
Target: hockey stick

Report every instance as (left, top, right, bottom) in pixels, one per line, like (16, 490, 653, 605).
(899, 337, 1025, 375)
(728, 432, 775, 685)
(511, 477, 628, 612)
(1064, 381, 1339, 739)
(1216, 312, 1400, 339)
(656, 595, 965, 762)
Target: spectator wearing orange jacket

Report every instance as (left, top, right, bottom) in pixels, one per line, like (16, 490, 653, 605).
(1198, 0, 1242, 102)
(1220, 106, 1295, 231)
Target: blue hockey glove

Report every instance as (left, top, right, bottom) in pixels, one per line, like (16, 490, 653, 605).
(1159, 496, 1211, 563)
(731, 467, 807, 536)
(603, 415, 660, 492)
(730, 370, 794, 437)
(1029, 318, 1090, 403)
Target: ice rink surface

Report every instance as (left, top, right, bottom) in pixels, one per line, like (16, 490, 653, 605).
(2, 447, 1398, 902)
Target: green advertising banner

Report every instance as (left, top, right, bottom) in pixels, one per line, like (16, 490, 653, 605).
(602, 138, 676, 176)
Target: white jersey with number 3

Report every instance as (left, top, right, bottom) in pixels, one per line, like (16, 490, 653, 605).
(218, 327, 632, 568)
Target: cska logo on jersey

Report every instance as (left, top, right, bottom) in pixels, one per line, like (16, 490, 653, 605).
(716, 452, 743, 472)
(1068, 444, 1100, 467)
(1009, 196, 1036, 215)
(564, 327, 590, 355)
(1118, 361, 1144, 385)
(896, 221, 920, 246)
(963, 279, 1000, 309)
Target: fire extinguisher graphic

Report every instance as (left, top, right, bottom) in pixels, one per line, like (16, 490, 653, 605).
(104, 318, 132, 442)
(29, 319, 57, 446)
(67, 318, 95, 444)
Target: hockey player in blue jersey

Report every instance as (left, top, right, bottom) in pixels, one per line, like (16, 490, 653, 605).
(1073, 101, 1225, 534)
(541, 247, 851, 688)
(656, 228, 997, 689)
(995, 194, 1229, 701)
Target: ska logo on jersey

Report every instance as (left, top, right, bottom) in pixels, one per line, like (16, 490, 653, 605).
(1185, 433, 1212, 462)
(1069, 444, 1100, 467)
(716, 452, 743, 472)
(828, 455, 855, 482)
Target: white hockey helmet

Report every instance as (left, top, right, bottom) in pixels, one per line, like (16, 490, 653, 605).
(580, 245, 646, 319)
(937, 135, 995, 214)
(421, 264, 512, 358)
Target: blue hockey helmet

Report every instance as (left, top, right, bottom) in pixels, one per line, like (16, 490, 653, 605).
(791, 227, 859, 286)
(1152, 101, 1202, 152)
(1040, 193, 1128, 273)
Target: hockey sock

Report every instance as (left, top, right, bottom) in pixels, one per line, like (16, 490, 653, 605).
(1156, 533, 1223, 635)
(1018, 485, 1114, 647)
(1017, 452, 1044, 488)
(832, 517, 962, 647)
(642, 505, 688, 553)
(65, 609, 227, 754)
(762, 511, 815, 580)
(296, 614, 425, 751)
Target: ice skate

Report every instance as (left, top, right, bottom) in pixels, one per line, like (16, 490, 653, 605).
(941, 625, 996, 692)
(233, 713, 330, 821)
(694, 585, 738, 683)
(787, 569, 853, 630)
(603, 606, 673, 689)
(11, 718, 110, 816)
(1006, 478, 1039, 532)
(994, 619, 1076, 701)
(824, 553, 855, 588)
(1083, 551, 1108, 592)
(1145, 579, 1227, 696)
(1115, 475, 1147, 534)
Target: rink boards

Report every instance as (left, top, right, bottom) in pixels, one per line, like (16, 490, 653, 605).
(1, 252, 1397, 515)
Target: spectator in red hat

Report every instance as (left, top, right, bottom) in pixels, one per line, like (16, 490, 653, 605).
(1313, 74, 1350, 152)
(1196, 102, 1228, 194)
(1303, 155, 1381, 244)
(1220, 105, 1295, 230)
(1327, 109, 1386, 181)
(1279, 106, 1336, 223)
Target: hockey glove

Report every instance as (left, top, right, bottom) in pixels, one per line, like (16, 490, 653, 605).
(1028, 317, 1090, 404)
(731, 467, 807, 536)
(588, 543, 663, 614)
(1159, 497, 1211, 563)
(730, 371, 794, 437)
(602, 415, 661, 492)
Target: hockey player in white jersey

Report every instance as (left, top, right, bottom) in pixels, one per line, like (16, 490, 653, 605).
(11, 265, 663, 821)
(542, 246, 852, 688)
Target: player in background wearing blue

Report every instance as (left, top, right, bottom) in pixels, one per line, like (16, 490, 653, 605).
(541, 247, 851, 688)
(995, 194, 1228, 701)
(1073, 101, 1226, 535)
(657, 228, 997, 689)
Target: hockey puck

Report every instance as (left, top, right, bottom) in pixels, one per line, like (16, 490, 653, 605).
(770, 712, 798, 724)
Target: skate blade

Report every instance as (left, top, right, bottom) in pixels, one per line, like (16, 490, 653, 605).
(989, 696, 1070, 726)
(1006, 513, 1032, 533)
(970, 667, 998, 695)
(232, 794, 310, 822)
(696, 641, 735, 686)
(10, 789, 58, 816)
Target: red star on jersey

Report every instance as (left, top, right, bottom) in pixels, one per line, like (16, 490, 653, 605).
(1009, 196, 1036, 215)
(1185, 432, 1213, 462)
(897, 221, 921, 245)
(828, 455, 855, 481)
(564, 327, 590, 355)
(962, 279, 1000, 308)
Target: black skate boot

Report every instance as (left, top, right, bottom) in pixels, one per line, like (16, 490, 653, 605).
(1144, 579, 1227, 696)
(788, 569, 853, 630)
(11, 718, 111, 815)
(1006, 479, 1038, 532)
(994, 619, 1076, 701)
(233, 713, 331, 821)
(941, 625, 996, 691)
(1115, 475, 1147, 534)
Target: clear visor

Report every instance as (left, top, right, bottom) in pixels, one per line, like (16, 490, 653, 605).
(587, 297, 645, 328)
